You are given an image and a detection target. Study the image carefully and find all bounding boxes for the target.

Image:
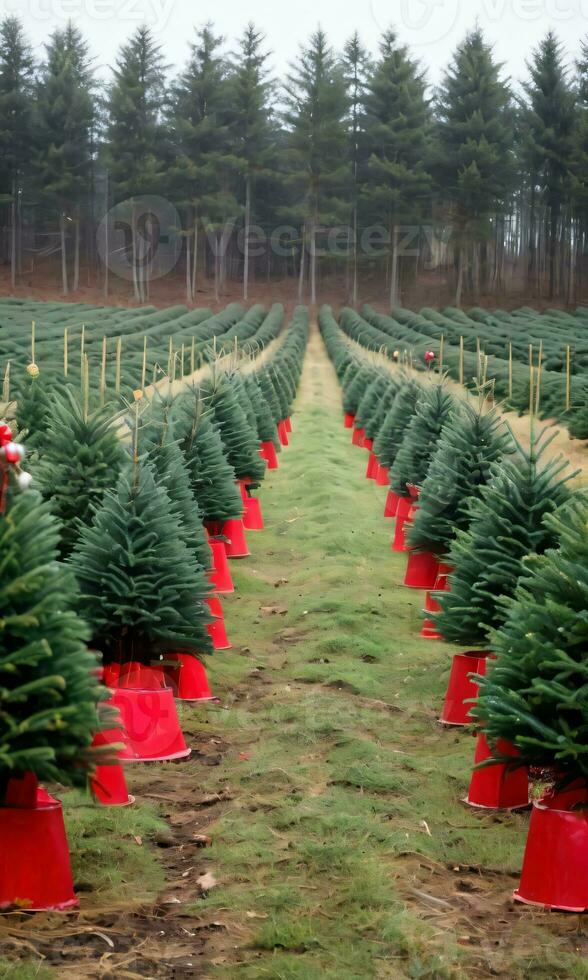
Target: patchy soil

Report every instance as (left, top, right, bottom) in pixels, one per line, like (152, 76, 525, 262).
(2, 324, 588, 979)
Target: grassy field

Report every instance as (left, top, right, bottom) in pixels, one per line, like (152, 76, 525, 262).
(2, 327, 588, 978)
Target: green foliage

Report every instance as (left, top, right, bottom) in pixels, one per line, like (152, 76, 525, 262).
(71, 458, 212, 664)
(373, 377, 422, 469)
(15, 375, 53, 453)
(244, 374, 280, 447)
(200, 371, 266, 483)
(408, 399, 513, 556)
(0, 489, 104, 795)
(0, 16, 34, 199)
(391, 382, 456, 497)
(474, 497, 588, 782)
(435, 429, 574, 646)
(34, 388, 125, 558)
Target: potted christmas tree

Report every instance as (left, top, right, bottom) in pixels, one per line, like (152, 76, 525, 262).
(474, 497, 588, 909)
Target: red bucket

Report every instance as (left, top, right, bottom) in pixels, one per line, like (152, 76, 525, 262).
(465, 733, 529, 809)
(112, 687, 190, 762)
(90, 729, 133, 807)
(208, 539, 234, 594)
(366, 453, 379, 480)
(103, 662, 121, 688)
(243, 495, 264, 531)
(0, 796, 77, 911)
(285, 417, 292, 433)
(440, 652, 488, 725)
(206, 596, 231, 650)
(403, 550, 439, 589)
(384, 488, 400, 518)
(221, 518, 250, 558)
(278, 420, 289, 446)
(164, 653, 215, 701)
(514, 784, 588, 911)
(376, 464, 390, 487)
(363, 437, 374, 452)
(117, 662, 168, 690)
(352, 426, 365, 447)
(259, 440, 279, 469)
(344, 412, 355, 429)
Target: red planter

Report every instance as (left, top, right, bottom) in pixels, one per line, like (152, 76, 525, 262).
(103, 662, 121, 688)
(259, 440, 279, 469)
(352, 426, 365, 447)
(440, 652, 488, 725)
(363, 437, 374, 452)
(344, 412, 355, 429)
(515, 783, 588, 911)
(208, 538, 234, 594)
(465, 733, 529, 809)
(205, 518, 249, 558)
(384, 488, 400, 518)
(278, 420, 289, 446)
(365, 453, 379, 480)
(285, 417, 292, 433)
(420, 564, 453, 639)
(243, 495, 264, 531)
(112, 687, 190, 762)
(376, 464, 390, 487)
(0, 793, 77, 910)
(90, 729, 133, 807)
(164, 653, 215, 701)
(206, 596, 231, 650)
(117, 662, 168, 690)
(392, 499, 413, 553)
(403, 550, 439, 589)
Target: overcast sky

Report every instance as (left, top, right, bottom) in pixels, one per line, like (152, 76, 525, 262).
(4, 0, 587, 91)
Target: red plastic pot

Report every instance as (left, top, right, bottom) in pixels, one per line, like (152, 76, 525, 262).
(392, 499, 413, 554)
(384, 488, 400, 518)
(117, 662, 168, 690)
(363, 437, 374, 452)
(440, 652, 488, 725)
(278, 420, 289, 446)
(259, 440, 279, 469)
(514, 783, 588, 911)
(365, 453, 379, 480)
(0, 794, 77, 910)
(243, 495, 264, 531)
(90, 729, 133, 807)
(352, 426, 365, 447)
(465, 733, 529, 809)
(285, 417, 292, 433)
(344, 412, 355, 429)
(206, 596, 231, 650)
(208, 538, 234, 594)
(420, 565, 452, 639)
(376, 464, 390, 487)
(112, 687, 190, 762)
(205, 518, 250, 558)
(403, 550, 439, 589)
(164, 653, 215, 701)
(103, 662, 121, 689)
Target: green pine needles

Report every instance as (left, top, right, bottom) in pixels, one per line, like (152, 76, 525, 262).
(433, 427, 575, 646)
(473, 496, 588, 783)
(391, 382, 457, 497)
(0, 489, 106, 796)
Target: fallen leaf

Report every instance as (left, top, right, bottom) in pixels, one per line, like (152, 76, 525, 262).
(196, 872, 218, 892)
(245, 910, 269, 919)
(193, 834, 213, 848)
(273, 578, 288, 587)
(133, 835, 143, 846)
(260, 605, 288, 616)
(239, 752, 251, 761)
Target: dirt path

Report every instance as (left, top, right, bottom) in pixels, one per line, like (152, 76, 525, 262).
(3, 323, 588, 979)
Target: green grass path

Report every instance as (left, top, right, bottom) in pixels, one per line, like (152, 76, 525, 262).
(195, 328, 588, 979)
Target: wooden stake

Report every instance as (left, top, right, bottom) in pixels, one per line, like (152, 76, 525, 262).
(535, 340, 543, 417)
(459, 336, 464, 385)
(3, 361, 10, 403)
(80, 323, 85, 372)
(439, 334, 444, 375)
(190, 337, 195, 375)
(168, 336, 173, 378)
(64, 328, 68, 377)
(529, 344, 534, 418)
(180, 343, 185, 381)
(508, 342, 513, 400)
(100, 336, 107, 406)
(566, 345, 571, 412)
(115, 336, 122, 395)
(82, 353, 89, 419)
(31, 320, 35, 365)
(141, 336, 147, 391)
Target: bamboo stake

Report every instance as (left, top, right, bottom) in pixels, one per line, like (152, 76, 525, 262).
(3, 361, 10, 403)
(31, 320, 35, 365)
(115, 336, 122, 395)
(508, 342, 513, 400)
(141, 336, 147, 391)
(80, 323, 85, 373)
(64, 328, 68, 377)
(439, 334, 444, 375)
(565, 345, 571, 412)
(180, 343, 185, 381)
(100, 336, 107, 406)
(168, 336, 173, 378)
(190, 337, 195, 375)
(535, 340, 543, 417)
(459, 336, 464, 385)
(529, 344, 534, 418)
(82, 353, 90, 419)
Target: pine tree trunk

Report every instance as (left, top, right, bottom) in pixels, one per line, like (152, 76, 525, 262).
(243, 175, 251, 302)
(310, 218, 317, 306)
(455, 245, 464, 308)
(352, 205, 358, 307)
(131, 199, 140, 302)
(60, 213, 69, 296)
(73, 213, 80, 292)
(389, 224, 399, 310)
(192, 218, 198, 298)
(298, 225, 305, 302)
(214, 241, 220, 304)
(10, 178, 16, 289)
(186, 230, 193, 304)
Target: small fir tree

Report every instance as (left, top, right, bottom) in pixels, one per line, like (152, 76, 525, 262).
(200, 372, 266, 484)
(373, 377, 423, 470)
(391, 383, 457, 497)
(244, 374, 280, 448)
